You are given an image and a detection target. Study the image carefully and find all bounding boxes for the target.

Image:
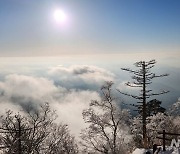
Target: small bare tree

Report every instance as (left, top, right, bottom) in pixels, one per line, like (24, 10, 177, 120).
(117, 60, 169, 148)
(80, 82, 132, 154)
(0, 103, 78, 154)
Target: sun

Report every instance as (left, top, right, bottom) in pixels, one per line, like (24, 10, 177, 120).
(53, 9, 67, 23)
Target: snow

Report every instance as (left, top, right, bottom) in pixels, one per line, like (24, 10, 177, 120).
(132, 148, 147, 154)
(132, 147, 180, 154)
(159, 147, 180, 154)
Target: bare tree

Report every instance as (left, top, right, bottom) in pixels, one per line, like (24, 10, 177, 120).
(117, 60, 169, 148)
(0, 103, 78, 154)
(24, 103, 56, 153)
(45, 124, 78, 154)
(80, 82, 132, 154)
(0, 111, 31, 154)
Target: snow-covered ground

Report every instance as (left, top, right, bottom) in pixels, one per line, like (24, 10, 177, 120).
(132, 148, 147, 154)
(132, 147, 180, 154)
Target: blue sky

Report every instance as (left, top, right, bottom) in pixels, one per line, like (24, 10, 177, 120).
(0, 0, 180, 56)
(0, 0, 179, 107)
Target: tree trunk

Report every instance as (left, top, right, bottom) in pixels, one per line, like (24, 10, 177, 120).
(142, 61, 147, 148)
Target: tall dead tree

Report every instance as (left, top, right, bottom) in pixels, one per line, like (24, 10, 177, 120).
(117, 60, 169, 148)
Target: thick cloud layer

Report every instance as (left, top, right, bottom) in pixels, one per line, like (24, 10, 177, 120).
(0, 64, 179, 136)
(52, 90, 100, 135)
(0, 73, 100, 136)
(0, 74, 63, 108)
(48, 65, 115, 90)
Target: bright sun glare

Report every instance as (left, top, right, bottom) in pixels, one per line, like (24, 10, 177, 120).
(53, 9, 67, 23)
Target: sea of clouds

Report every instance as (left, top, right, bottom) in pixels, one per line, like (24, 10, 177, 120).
(0, 61, 179, 136)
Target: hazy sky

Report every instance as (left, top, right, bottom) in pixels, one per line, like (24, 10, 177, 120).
(0, 0, 180, 56)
